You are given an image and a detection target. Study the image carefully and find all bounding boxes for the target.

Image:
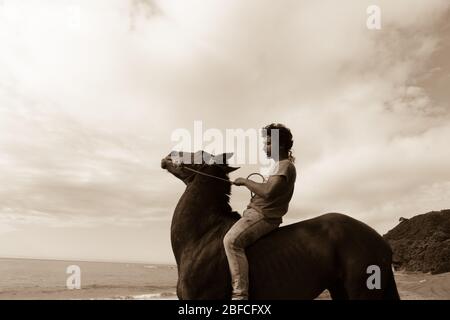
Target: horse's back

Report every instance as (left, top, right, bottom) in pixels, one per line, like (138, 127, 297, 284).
(255, 212, 392, 256)
(246, 213, 397, 299)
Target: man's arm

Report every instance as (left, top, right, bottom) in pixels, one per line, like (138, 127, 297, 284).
(233, 175, 287, 199)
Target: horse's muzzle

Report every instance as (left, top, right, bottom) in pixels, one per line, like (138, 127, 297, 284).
(161, 158, 170, 169)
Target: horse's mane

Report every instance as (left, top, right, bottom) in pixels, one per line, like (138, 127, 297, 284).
(193, 165, 240, 220)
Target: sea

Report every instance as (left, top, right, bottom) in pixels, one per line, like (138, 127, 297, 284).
(0, 257, 178, 300)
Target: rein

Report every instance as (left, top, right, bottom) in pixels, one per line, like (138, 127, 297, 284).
(182, 166, 234, 184)
(181, 165, 266, 198)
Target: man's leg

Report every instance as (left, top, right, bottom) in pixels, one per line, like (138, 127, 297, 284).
(223, 209, 279, 300)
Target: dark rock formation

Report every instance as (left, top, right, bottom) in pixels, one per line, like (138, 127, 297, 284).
(383, 209, 450, 274)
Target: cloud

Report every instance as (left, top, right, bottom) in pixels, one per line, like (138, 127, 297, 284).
(0, 0, 449, 261)
(0, 85, 179, 228)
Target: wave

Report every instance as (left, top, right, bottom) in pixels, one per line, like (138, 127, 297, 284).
(111, 291, 177, 300)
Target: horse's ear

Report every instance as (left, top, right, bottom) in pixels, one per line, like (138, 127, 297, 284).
(193, 150, 212, 164)
(202, 151, 213, 164)
(213, 153, 234, 165)
(222, 166, 240, 173)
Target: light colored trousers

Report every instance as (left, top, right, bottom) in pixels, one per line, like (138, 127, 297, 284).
(223, 208, 280, 299)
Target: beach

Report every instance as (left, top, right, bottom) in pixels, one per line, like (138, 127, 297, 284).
(1, 258, 449, 300)
(0, 258, 177, 300)
(394, 271, 450, 300)
(317, 271, 450, 300)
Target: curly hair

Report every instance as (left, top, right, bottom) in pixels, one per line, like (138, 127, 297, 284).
(262, 123, 295, 163)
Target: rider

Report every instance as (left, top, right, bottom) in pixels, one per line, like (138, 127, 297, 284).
(223, 123, 297, 300)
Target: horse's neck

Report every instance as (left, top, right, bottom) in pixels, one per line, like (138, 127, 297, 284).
(171, 179, 230, 258)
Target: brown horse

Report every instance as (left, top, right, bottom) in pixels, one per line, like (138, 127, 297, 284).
(161, 150, 400, 300)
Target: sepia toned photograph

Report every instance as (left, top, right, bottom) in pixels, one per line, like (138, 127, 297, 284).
(0, 0, 449, 304)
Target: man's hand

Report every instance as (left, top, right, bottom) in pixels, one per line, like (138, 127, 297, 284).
(233, 177, 247, 186)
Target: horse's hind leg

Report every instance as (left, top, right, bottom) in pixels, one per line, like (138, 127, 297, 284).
(344, 275, 386, 300)
(383, 268, 400, 300)
(344, 267, 399, 300)
(328, 282, 348, 300)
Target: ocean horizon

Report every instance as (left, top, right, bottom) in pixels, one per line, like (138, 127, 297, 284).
(0, 257, 178, 300)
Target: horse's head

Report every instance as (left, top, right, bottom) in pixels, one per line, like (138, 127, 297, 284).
(161, 150, 239, 185)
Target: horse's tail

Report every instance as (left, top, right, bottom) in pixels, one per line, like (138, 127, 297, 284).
(384, 266, 400, 300)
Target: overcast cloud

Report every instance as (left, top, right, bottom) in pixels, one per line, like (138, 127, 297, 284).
(0, 0, 449, 263)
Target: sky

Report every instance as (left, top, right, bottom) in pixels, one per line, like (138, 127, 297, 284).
(0, 0, 449, 263)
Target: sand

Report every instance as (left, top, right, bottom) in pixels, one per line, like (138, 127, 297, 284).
(394, 271, 450, 300)
(317, 271, 450, 300)
(4, 272, 449, 300)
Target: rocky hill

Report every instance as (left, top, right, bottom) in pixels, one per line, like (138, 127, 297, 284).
(383, 209, 450, 274)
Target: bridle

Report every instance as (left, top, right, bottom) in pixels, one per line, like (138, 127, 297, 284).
(180, 163, 266, 197)
(182, 164, 233, 184)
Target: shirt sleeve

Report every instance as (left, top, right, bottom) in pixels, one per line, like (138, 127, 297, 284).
(271, 161, 292, 184)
